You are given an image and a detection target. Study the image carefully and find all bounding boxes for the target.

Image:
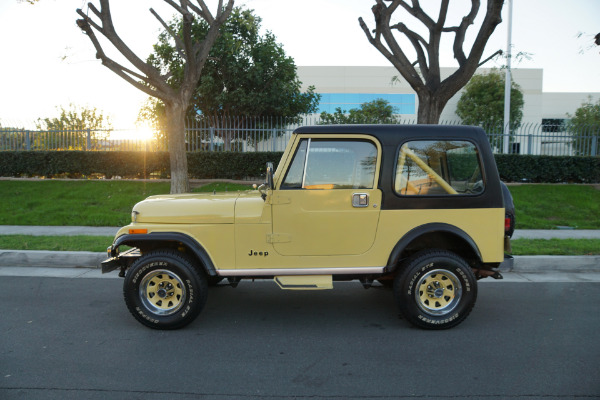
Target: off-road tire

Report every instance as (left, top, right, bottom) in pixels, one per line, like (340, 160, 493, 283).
(394, 249, 477, 330)
(123, 250, 208, 330)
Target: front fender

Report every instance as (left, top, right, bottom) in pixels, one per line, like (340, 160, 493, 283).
(110, 232, 217, 276)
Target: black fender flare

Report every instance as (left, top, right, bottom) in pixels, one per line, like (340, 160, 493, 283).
(386, 223, 482, 271)
(112, 232, 217, 276)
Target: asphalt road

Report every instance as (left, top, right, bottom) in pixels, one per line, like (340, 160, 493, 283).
(1, 276, 599, 400)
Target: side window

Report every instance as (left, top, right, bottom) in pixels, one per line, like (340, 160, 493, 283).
(395, 140, 484, 196)
(280, 139, 308, 189)
(281, 139, 377, 189)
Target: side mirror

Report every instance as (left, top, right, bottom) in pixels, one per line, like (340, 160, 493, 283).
(259, 162, 274, 201)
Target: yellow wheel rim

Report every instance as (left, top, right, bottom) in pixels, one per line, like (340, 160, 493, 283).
(139, 270, 186, 316)
(416, 269, 462, 316)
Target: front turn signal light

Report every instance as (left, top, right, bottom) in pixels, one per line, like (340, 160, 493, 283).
(129, 229, 148, 234)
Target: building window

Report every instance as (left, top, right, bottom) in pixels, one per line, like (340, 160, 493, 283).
(542, 118, 567, 132)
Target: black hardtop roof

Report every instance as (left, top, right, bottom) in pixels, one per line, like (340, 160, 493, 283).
(293, 124, 486, 145)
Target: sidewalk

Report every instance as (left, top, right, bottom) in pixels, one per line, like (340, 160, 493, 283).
(1, 226, 599, 273)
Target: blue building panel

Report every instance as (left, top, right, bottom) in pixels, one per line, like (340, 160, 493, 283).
(317, 93, 416, 115)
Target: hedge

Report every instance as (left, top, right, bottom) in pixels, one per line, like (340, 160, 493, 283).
(0, 151, 283, 180)
(1, 151, 599, 183)
(494, 154, 600, 183)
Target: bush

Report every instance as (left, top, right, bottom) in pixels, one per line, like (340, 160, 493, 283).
(0, 151, 283, 180)
(1, 151, 598, 183)
(494, 154, 600, 183)
(187, 152, 283, 179)
(0, 151, 170, 179)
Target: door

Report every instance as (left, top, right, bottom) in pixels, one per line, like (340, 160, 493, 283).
(271, 137, 382, 256)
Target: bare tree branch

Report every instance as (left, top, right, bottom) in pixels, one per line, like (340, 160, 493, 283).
(162, 0, 187, 16)
(391, 22, 429, 75)
(193, 0, 216, 24)
(150, 8, 187, 61)
(445, 0, 480, 66)
(436, 0, 449, 30)
(397, 0, 435, 30)
(360, 0, 504, 123)
(76, 0, 235, 193)
(478, 49, 503, 66)
(79, 1, 169, 94)
(359, 1, 424, 88)
(75, 15, 162, 98)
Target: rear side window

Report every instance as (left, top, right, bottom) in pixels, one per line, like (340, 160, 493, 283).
(281, 139, 377, 190)
(395, 140, 484, 196)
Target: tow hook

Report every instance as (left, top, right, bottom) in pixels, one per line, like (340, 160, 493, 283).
(472, 268, 503, 280)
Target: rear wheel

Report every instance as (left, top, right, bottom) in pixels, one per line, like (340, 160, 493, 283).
(123, 250, 208, 329)
(394, 249, 477, 329)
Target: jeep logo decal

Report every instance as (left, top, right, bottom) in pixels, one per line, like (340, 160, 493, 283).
(248, 249, 269, 257)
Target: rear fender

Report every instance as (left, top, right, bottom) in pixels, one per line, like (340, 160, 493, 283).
(386, 223, 482, 271)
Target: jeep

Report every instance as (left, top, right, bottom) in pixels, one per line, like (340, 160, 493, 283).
(101, 125, 515, 330)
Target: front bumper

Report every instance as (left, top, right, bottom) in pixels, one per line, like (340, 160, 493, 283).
(100, 247, 141, 274)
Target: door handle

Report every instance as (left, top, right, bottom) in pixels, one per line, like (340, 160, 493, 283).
(352, 193, 369, 208)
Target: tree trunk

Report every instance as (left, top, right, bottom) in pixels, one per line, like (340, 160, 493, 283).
(416, 91, 447, 124)
(165, 102, 190, 194)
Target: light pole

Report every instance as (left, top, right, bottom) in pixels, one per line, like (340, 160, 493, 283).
(503, 0, 513, 154)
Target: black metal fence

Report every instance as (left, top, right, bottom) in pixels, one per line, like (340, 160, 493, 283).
(1, 117, 599, 156)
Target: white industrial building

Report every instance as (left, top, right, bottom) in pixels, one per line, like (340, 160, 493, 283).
(296, 66, 600, 155)
(297, 66, 599, 124)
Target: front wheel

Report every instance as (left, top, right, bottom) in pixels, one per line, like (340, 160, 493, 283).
(394, 250, 477, 330)
(123, 250, 208, 329)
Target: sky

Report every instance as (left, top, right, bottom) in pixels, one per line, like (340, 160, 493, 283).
(0, 0, 598, 130)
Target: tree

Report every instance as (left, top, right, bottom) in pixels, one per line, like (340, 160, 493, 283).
(359, 0, 504, 124)
(36, 104, 112, 131)
(568, 97, 600, 156)
(35, 104, 112, 150)
(141, 7, 320, 150)
(319, 99, 398, 124)
(456, 69, 523, 130)
(76, 0, 234, 193)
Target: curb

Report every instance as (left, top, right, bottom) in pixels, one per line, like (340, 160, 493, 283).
(0, 251, 599, 273)
(0, 250, 106, 269)
(508, 255, 600, 273)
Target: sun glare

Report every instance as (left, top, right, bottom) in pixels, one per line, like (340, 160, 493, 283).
(135, 125, 155, 141)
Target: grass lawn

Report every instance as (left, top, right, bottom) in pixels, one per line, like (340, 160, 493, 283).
(0, 235, 114, 252)
(0, 180, 598, 230)
(193, 181, 254, 193)
(0, 180, 253, 227)
(511, 239, 600, 256)
(509, 184, 600, 229)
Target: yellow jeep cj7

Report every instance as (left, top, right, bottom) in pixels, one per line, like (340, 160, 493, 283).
(102, 125, 515, 330)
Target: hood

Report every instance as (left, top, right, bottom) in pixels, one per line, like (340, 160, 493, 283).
(133, 192, 254, 224)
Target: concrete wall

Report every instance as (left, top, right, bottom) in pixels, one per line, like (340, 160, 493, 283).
(543, 93, 600, 119)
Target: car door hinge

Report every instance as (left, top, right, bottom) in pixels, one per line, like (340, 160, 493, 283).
(267, 233, 291, 243)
